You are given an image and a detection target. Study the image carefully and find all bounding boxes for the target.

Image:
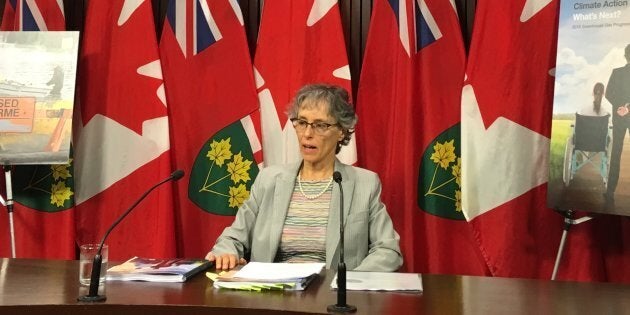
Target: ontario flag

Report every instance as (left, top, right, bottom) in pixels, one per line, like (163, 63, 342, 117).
(0, 0, 74, 259)
(356, 0, 488, 274)
(159, 0, 261, 257)
(0, 0, 64, 31)
(74, 0, 176, 260)
(0, 0, 16, 30)
(254, 0, 356, 167)
(461, 0, 562, 277)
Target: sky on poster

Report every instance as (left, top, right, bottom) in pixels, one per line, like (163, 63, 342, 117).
(554, 0, 630, 114)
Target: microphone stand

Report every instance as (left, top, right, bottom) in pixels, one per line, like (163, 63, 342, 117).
(327, 172, 357, 313)
(78, 170, 184, 302)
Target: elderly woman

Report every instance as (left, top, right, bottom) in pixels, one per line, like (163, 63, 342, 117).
(206, 84, 402, 272)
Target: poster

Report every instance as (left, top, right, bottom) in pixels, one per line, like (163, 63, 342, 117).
(549, 0, 630, 215)
(0, 32, 79, 165)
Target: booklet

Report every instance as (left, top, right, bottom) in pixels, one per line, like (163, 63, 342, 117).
(211, 262, 325, 291)
(106, 257, 213, 283)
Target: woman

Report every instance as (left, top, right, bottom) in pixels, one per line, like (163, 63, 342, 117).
(206, 84, 402, 272)
(578, 82, 610, 117)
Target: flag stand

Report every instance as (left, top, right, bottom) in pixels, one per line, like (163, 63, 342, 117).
(551, 209, 594, 280)
(2, 165, 17, 258)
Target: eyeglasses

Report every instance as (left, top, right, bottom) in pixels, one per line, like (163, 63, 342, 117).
(290, 118, 339, 134)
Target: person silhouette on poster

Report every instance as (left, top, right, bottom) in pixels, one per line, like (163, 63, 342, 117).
(570, 82, 611, 167)
(47, 65, 64, 98)
(579, 82, 610, 117)
(604, 44, 630, 205)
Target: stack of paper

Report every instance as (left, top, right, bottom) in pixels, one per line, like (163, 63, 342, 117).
(331, 271, 423, 292)
(210, 262, 325, 291)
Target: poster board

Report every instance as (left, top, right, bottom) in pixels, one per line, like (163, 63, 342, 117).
(548, 1, 630, 215)
(0, 31, 79, 165)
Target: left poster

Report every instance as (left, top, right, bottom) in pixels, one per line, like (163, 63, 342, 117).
(0, 32, 79, 165)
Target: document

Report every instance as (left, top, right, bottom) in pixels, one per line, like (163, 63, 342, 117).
(231, 262, 325, 281)
(106, 257, 212, 283)
(331, 271, 422, 292)
(211, 262, 325, 291)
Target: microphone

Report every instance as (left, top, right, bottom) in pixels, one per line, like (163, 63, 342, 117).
(78, 170, 185, 302)
(327, 171, 357, 313)
(333, 171, 342, 184)
(171, 169, 185, 180)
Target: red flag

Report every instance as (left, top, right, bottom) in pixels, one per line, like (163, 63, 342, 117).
(1, 0, 65, 31)
(159, 0, 261, 257)
(74, 0, 176, 260)
(356, 0, 488, 274)
(0, 0, 16, 30)
(254, 0, 356, 166)
(0, 0, 74, 259)
(461, 0, 562, 278)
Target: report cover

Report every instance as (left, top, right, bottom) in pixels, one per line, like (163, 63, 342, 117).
(107, 257, 212, 283)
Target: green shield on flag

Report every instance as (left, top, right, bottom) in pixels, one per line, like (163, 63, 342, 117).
(189, 120, 259, 216)
(417, 124, 464, 220)
(11, 161, 75, 212)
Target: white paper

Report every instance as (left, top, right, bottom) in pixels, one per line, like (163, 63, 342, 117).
(233, 262, 325, 281)
(331, 271, 422, 292)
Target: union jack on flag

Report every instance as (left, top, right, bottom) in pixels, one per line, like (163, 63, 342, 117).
(6, 0, 65, 31)
(166, 0, 223, 57)
(388, 0, 443, 55)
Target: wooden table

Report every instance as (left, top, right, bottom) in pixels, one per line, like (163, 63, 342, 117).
(0, 258, 629, 314)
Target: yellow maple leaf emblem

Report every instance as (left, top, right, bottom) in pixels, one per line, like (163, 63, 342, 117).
(227, 152, 252, 184)
(451, 157, 461, 187)
(207, 138, 233, 167)
(228, 184, 250, 208)
(430, 140, 456, 169)
(51, 163, 72, 181)
(50, 182, 74, 207)
(455, 190, 462, 212)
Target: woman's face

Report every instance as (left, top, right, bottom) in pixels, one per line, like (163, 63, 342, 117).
(295, 100, 344, 168)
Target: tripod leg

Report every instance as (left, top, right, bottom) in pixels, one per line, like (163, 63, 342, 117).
(8, 212, 15, 258)
(3, 166, 16, 258)
(552, 228, 569, 280)
(552, 209, 575, 281)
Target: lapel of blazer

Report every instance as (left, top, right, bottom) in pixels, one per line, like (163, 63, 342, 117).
(326, 160, 355, 268)
(267, 162, 301, 261)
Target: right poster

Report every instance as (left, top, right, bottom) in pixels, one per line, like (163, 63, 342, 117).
(549, 0, 630, 215)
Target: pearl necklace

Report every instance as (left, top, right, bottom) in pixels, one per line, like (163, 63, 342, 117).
(298, 175, 334, 200)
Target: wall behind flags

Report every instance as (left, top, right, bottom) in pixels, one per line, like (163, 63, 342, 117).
(0, 0, 476, 96)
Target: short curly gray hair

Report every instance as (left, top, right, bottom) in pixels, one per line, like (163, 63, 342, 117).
(287, 84, 357, 154)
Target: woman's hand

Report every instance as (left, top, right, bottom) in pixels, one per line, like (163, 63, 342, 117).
(205, 252, 247, 270)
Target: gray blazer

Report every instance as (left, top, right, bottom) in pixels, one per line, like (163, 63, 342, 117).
(211, 160, 403, 271)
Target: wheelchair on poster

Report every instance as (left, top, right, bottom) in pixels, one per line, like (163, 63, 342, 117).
(563, 113, 612, 187)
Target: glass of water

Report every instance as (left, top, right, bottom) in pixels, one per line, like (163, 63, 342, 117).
(79, 244, 108, 286)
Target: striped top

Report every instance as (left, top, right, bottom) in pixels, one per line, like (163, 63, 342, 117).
(274, 178, 332, 263)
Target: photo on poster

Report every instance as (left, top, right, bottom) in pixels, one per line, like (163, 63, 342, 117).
(548, 0, 630, 215)
(0, 31, 79, 165)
